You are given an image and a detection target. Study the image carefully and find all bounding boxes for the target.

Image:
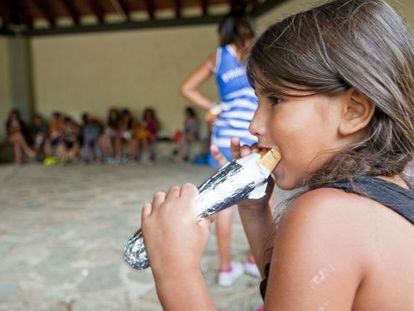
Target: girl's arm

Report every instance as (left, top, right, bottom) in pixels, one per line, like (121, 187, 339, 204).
(141, 184, 216, 310)
(180, 53, 216, 111)
(154, 268, 215, 311)
(238, 198, 275, 276)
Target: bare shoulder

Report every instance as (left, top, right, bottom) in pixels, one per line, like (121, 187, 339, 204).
(265, 188, 372, 308)
(265, 188, 414, 309)
(205, 52, 216, 68)
(279, 187, 376, 238)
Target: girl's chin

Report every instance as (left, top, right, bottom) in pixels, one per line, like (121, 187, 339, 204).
(272, 163, 284, 182)
(272, 166, 302, 190)
(274, 180, 297, 191)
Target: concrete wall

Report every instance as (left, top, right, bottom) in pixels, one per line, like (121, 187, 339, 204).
(1, 0, 414, 141)
(31, 26, 219, 136)
(0, 38, 12, 141)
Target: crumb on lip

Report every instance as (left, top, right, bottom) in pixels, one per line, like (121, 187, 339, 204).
(258, 149, 269, 156)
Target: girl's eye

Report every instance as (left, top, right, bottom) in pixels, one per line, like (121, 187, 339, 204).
(269, 97, 282, 106)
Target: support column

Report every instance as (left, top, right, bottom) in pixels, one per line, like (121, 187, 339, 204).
(8, 36, 34, 121)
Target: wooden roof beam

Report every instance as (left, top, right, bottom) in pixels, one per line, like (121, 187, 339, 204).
(3, 0, 33, 32)
(229, 0, 246, 12)
(229, 0, 235, 11)
(20, 2, 34, 29)
(144, 0, 155, 20)
(61, 0, 80, 26)
(88, 0, 105, 24)
(116, 0, 131, 21)
(36, 0, 56, 28)
(9, 0, 22, 25)
(0, 1, 12, 31)
(174, 0, 182, 18)
(200, 0, 208, 16)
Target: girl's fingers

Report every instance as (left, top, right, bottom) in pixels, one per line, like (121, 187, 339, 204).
(142, 202, 152, 218)
(251, 143, 260, 154)
(166, 186, 180, 201)
(210, 145, 229, 167)
(230, 137, 241, 159)
(152, 191, 166, 207)
(180, 183, 198, 200)
(240, 145, 252, 157)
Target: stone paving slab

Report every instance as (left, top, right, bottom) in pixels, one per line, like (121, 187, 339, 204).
(0, 162, 265, 311)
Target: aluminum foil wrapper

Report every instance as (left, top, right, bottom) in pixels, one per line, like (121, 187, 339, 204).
(124, 153, 270, 270)
(124, 229, 148, 270)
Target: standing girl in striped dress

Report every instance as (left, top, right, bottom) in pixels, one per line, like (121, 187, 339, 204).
(181, 14, 261, 286)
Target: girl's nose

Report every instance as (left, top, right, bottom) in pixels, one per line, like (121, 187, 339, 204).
(249, 108, 266, 138)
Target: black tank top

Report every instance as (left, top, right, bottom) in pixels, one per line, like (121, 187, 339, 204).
(259, 176, 414, 300)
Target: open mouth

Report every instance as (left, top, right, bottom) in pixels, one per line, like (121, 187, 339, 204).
(257, 144, 271, 151)
(257, 144, 280, 154)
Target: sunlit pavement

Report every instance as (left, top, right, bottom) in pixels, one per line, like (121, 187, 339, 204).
(0, 162, 264, 311)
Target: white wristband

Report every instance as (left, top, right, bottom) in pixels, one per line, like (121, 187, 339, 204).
(209, 103, 222, 116)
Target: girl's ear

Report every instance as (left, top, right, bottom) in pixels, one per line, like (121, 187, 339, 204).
(338, 88, 375, 136)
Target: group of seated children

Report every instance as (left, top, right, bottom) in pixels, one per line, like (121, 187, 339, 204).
(172, 107, 200, 162)
(100, 107, 160, 163)
(5, 107, 162, 165)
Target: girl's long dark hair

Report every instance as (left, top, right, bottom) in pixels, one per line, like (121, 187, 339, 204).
(248, 0, 414, 188)
(247, 0, 414, 265)
(218, 13, 255, 59)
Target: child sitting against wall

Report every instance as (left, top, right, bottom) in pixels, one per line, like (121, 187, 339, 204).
(114, 109, 133, 161)
(100, 107, 119, 161)
(5, 109, 35, 165)
(142, 108, 160, 143)
(173, 106, 200, 162)
(59, 116, 80, 162)
(31, 114, 50, 161)
(81, 113, 103, 163)
(130, 119, 154, 161)
(139, 108, 160, 161)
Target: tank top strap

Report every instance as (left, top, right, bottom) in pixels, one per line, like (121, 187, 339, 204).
(323, 176, 414, 225)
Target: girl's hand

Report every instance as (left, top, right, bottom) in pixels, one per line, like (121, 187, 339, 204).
(141, 183, 211, 277)
(204, 103, 222, 125)
(210, 137, 275, 208)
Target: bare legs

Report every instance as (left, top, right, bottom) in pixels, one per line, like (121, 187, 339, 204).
(180, 136, 190, 160)
(100, 134, 114, 158)
(9, 133, 35, 165)
(130, 138, 154, 160)
(13, 141, 22, 165)
(175, 134, 194, 161)
(68, 143, 79, 161)
(216, 206, 235, 270)
(115, 136, 123, 158)
(129, 138, 138, 159)
(55, 143, 67, 161)
(216, 199, 270, 274)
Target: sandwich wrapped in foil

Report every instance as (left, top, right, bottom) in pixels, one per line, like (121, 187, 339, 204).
(123, 152, 274, 270)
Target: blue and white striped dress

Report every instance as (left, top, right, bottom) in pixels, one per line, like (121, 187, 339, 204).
(212, 45, 258, 149)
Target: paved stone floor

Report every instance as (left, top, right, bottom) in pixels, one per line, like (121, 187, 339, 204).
(0, 162, 264, 311)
